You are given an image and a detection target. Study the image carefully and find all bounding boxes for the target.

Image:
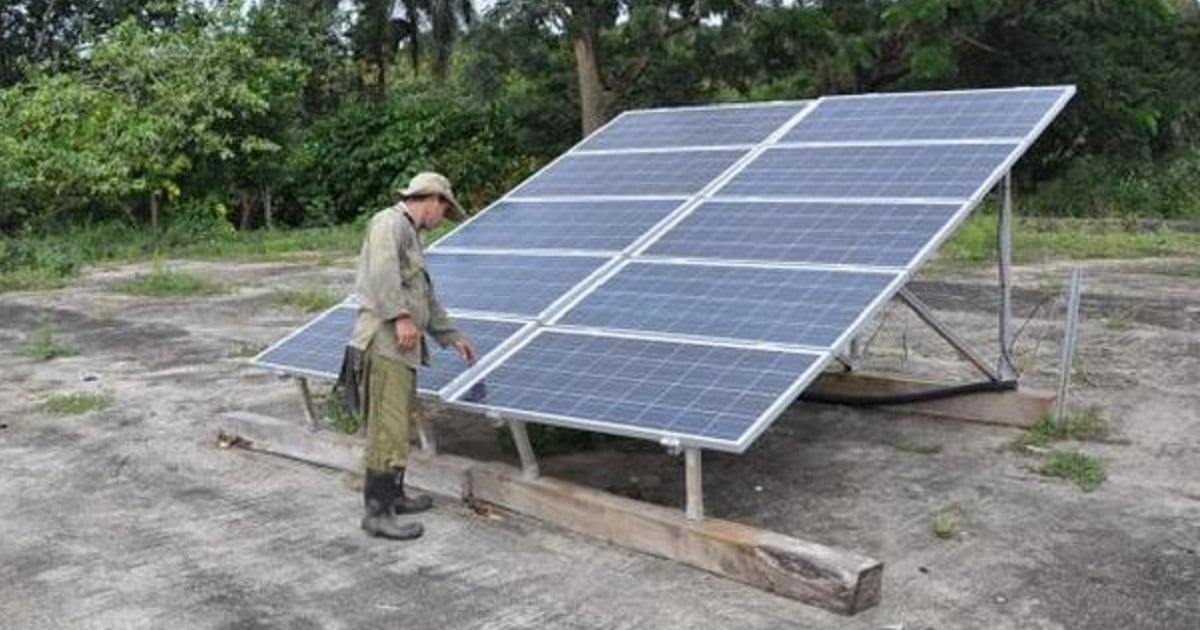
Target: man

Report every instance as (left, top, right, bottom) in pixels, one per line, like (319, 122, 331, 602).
(347, 172, 476, 540)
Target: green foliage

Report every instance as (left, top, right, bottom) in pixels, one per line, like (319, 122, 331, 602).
(111, 266, 226, 297)
(288, 82, 534, 224)
(24, 315, 75, 361)
(325, 386, 361, 435)
(1039, 451, 1106, 492)
(42, 390, 114, 415)
(935, 213, 1200, 266)
(272, 288, 341, 313)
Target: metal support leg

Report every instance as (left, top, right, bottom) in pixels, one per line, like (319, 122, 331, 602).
(1055, 269, 1084, 430)
(296, 378, 320, 430)
(684, 448, 704, 521)
(898, 288, 1001, 382)
(509, 421, 540, 479)
(413, 406, 438, 455)
(998, 173, 1016, 379)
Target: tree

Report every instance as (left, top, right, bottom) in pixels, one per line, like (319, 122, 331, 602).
(488, 1, 750, 135)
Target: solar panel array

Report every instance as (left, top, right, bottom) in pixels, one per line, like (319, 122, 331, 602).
(253, 87, 1074, 452)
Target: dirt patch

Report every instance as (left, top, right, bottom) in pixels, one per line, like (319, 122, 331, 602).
(1, 256, 1198, 629)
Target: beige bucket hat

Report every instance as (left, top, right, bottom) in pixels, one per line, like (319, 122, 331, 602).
(398, 172, 465, 220)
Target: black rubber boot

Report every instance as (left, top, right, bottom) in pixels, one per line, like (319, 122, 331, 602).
(361, 469, 423, 540)
(391, 466, 433, 515)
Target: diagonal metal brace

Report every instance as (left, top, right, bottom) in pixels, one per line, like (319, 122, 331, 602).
(897, 287, 1002, 382)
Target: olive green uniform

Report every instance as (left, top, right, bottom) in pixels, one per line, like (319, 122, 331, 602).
(350, 204, 462, 470)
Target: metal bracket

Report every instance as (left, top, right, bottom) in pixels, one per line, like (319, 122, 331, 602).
(1055, 269, 1084, 429)
(684, 447, 704, 521)
(509, 420, 540, 479)
(897, 288, 1002, 382)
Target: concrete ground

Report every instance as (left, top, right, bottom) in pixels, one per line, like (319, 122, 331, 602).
(1, 257, 1197, 629)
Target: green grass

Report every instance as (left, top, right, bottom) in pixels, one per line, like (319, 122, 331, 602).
(1012, 408, 1113, 449)
(1038, 450, 1106, 492)
(42, 390, 113, 415)
(324, 386, 361, 435)
(271, 287, 341, 313)
(110, 266, 226, 297)
(934, 213, 1200, 267)
(24, 316, 75, 361)
(0, 267, 72, 292)
(932, 509, 960, 540)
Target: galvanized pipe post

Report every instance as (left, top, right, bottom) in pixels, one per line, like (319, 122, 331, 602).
(1055, 269, 1084, 429)
(685, 448, 704, 521)
(997, 173, 1016, 380)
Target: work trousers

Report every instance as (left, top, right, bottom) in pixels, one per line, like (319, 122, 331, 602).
(362, 342, 419, 470)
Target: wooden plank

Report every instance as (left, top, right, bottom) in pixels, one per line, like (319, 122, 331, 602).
(216, 411, 883, 615)
(469, 462, 882, 615)
(807, 371, 1055, 428)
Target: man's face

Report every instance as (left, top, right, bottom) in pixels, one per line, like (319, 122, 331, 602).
(429, 196, 448, 227)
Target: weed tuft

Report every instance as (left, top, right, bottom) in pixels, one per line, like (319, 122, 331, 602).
(43, 390, 113, 415)
(932, 509, 960, 540)
(272, 287, 340, 313)
(1039, 451, 1106, 492)
(24, 315, 75, 361)
(111, 265, 225, 297)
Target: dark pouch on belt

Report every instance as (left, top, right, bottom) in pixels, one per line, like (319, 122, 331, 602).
(337, 345, 366, 416)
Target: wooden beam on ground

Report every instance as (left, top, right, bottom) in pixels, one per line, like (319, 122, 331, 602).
(217, 411, 883, 615)
(807, 371, 1055, 429)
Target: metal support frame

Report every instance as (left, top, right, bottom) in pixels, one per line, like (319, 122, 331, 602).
(1055, 269, 1084, 429)
(997, 173, 1017, 379)
(296, 378, 320, 430)
(897, 288, 1001, 382)
(509, 420, 540, 479)
(684, 448, 704, 521)
(413, 407, 438, 455)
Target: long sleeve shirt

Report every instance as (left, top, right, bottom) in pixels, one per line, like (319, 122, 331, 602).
(349, 204, 462, 369)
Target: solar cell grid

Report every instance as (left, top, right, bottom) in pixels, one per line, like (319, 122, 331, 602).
(717, 144, 1017, 199)
(436, 199, 683, 252)
(420, 318, 526, 393)
(558, 262, 900, 348)
(577, 103, 805, 151)
(253, 305, 356, 378)
(426, 252, 607, 316)
(512, 150, 746, 198)
(646, 201, 963, 267)
(452, 330, 823, 449)
(782, 87, 1069, 143)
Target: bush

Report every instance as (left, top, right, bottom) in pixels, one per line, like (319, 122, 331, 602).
(1026, 151, 1200, 219)
(285, 81, 536, 225)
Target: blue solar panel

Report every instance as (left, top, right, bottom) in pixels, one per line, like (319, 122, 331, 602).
(782, 87, 1070, 142)
(253, 305, 357, 378)
(577, 103, 805, 151)
(512, 150, 746, 197)
(436, 199, 682, 252)
(646, 201, 963, 267)
(254, 306, 528, 389)
(558, 262, 900, 348)
(451, 330, 823, 450)
(717, 144, 1016, 199)
(420, 318, 526, 393)
(427, 252, 607, 316)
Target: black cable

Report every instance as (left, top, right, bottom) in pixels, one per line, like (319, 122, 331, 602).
(799, 378, 1018, 407)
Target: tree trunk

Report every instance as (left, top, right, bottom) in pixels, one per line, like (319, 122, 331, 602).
(239, 195, 253, 231)
(150, 192, 159, 232)
(263, 188, 273, 230)
(573, 28, 608, 136)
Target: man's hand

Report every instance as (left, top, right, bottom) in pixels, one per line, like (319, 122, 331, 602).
(394, 316, 420, 351)
(454, 337, 477, 365)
